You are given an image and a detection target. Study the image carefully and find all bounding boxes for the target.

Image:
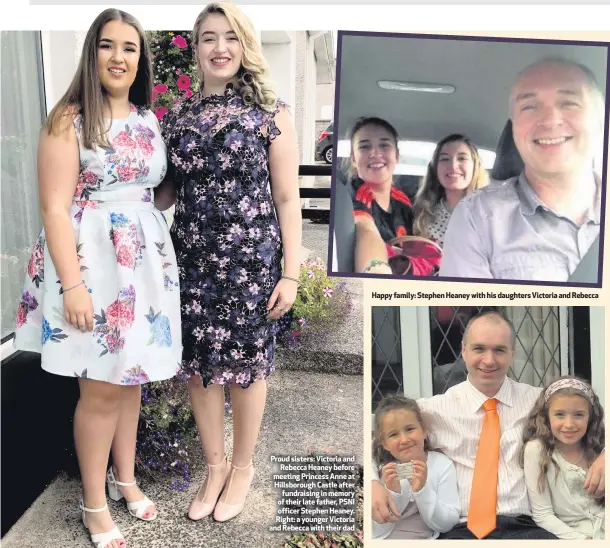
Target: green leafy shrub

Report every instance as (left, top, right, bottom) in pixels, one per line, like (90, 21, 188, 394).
(279, 258, 354, 348)
(282, 532, 364, 548)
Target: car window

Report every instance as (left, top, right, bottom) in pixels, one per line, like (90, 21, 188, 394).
(337, 139, 496, 176)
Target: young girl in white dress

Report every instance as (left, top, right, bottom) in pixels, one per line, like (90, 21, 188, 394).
(521, 377, 605, 540)
(14, 9, 181, 548)
(371, 395, 460, 539)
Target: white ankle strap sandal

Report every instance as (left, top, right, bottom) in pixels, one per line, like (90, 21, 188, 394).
(106, 468, 157, 521)
(79, 499, 125, 548)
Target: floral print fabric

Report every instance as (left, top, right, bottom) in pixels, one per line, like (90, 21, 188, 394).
(163, 84, 284, 388)
(14, 106, 182, 385)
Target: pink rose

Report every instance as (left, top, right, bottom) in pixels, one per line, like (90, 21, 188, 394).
(154, 83, 168, 93)
(115, 244, 135, 269)
(184, 89, 193, 98)
(74, 180, 85, 198)
(117, 166, 138, 182)
(105, 333, 125, 355)
(82, 169, 98, 187)
(176, 74, 191, 91)
(152, 90, 157, 103)
(105, 299, 135, 330)
(155, 106, 168, 120)
(113, 131, 137, 150)
(27, 244, 43, 278)
(74, 169, 98, 198)
(136, 135, 155, 158)
(16, 305, 27, 328)
(75, 200, 98, 209)
(172, 35, 188, 49)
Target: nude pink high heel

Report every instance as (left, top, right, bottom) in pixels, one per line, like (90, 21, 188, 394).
(213, 461, 254, 522)
(188, 457, 231, 520)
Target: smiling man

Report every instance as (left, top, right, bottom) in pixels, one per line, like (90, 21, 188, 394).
(371, 310, 606, 539)
(439, 58, 604, 282)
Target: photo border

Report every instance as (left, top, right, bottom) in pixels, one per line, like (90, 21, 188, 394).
(327, 30, 610, 289)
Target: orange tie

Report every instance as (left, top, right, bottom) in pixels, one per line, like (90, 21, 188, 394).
(467, 398, 500, 539)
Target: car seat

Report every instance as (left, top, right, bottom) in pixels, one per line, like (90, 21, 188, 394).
(491, 120, 524, 181)
(332, 165, 356, 272)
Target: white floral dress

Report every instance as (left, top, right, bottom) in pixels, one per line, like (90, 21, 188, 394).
(14, 105, 182, 385)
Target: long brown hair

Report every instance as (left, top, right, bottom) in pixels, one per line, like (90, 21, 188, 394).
(373, 394, 430, 468)
(520, 376, 605, 494)
(45, 8, 153, 149)
(413, 134, 489, 238)
(192, 2, 277, 112)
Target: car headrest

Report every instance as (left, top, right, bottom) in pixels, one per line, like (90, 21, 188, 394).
(491, 120, 524, 181)
(333, 175, 356, 272)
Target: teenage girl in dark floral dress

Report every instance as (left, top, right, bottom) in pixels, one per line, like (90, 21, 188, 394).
(157, 2, 301, 522)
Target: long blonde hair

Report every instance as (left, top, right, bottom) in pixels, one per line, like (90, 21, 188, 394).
(45, 8, 152, 149)
(413, 134, 489, 238)
(192, 2, 277, 112)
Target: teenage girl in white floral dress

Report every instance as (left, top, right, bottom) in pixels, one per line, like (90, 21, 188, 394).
(13, 9, 181, 548)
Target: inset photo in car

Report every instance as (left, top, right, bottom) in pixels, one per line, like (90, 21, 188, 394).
(329, 32, 609, 287)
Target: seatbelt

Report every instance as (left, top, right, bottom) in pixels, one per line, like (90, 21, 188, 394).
(567, 235, 600, 284)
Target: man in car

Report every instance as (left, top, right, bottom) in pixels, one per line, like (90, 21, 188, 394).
(439, 58, 603, 282)
(371, 309, 606, 539)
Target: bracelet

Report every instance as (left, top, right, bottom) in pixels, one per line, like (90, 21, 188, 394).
(363, 259, 391, 273)
(62, 281, 84, 293)
(282, 275, 300, 284)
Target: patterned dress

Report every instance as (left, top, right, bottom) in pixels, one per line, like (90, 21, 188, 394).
(351, 176, 414, 243)
(14, 105, 182, 385)
(162, 84, 284, 389)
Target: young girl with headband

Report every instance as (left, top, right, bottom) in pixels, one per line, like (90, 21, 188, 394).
(521, 376, 605, 540)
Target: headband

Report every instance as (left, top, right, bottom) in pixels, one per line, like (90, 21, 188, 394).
(544, 378, 595, 404)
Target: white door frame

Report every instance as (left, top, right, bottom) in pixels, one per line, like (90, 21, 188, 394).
(589, 306, 604, 409)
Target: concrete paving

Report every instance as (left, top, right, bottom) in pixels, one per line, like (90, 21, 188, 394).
(3, 369, 363, 548)
(3, 222, 365, 548)
(279, 222, 363, 376)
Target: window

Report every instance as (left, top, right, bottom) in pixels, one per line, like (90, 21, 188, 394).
(320, 104, 333, 120)
(429, 306, 567, 394)
(371, 306, 572, 406)
(337, 139, 496, 176)
(371, 307, 404, 408)
(1, 32, 46, 341)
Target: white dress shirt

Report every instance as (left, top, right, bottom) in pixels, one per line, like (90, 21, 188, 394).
(524, 439, 605, 539)
(373, 451, 461, 539)
(418, 376, 541, 519)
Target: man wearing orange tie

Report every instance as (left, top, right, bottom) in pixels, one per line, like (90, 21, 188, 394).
(371, 310, 605, 539)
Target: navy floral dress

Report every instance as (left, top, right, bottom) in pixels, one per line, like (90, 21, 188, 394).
(162, 84, 284, 388)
